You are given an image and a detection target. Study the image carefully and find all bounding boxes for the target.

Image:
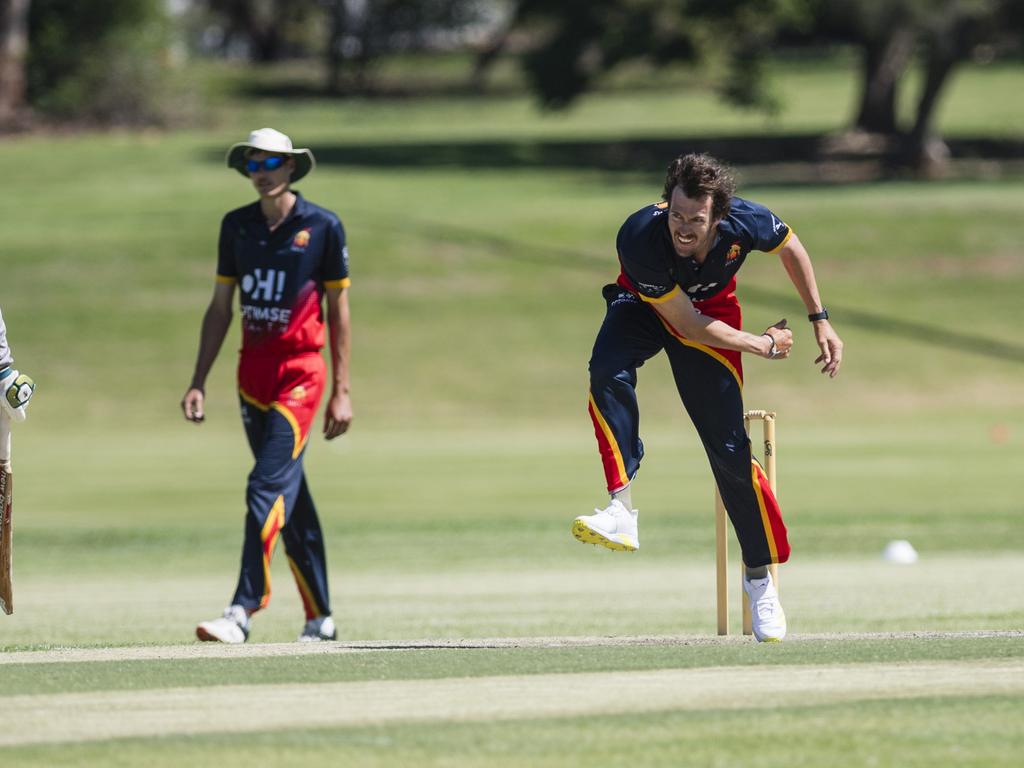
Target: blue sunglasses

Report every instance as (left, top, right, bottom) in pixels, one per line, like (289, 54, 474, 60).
(246, 155, 287, 173)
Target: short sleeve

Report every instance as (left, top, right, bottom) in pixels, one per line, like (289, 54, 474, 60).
(216, 215, 237, 284)
(741, 200, 792, 253)
(321, 217, 350, 289)
(617, 220, 681, 304)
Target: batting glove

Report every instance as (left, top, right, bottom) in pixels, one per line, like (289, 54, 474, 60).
(0, 367, 34, 423)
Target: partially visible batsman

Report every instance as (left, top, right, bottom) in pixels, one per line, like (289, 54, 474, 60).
(573, 153, 843, 642)
(182, 128, 352, 644)
(1, 305, 36, 615)
(0, 306, 35, 424)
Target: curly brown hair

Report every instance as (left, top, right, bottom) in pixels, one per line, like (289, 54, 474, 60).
(661, 153, 736, 220)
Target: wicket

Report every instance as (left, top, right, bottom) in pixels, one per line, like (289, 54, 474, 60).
(715, 409, 778, 636)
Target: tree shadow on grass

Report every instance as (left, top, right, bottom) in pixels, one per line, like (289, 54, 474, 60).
(399, 216, 1024, 364)
(204, 133, 1024, 184)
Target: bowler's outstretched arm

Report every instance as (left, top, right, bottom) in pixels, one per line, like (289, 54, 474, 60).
(776, 234, 844, 377)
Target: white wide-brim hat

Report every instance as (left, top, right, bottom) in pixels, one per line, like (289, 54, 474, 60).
(226, 128, 316, 182)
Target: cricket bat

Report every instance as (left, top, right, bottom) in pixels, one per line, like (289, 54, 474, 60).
(0, 415, 13, 614)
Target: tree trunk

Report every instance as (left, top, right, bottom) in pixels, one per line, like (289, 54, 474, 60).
(469, 22, 512, 92)
(903, 5, 978, 173)
(323, 0, 344, 93)
(0, 0, 31, 127)
(903, 38, 961, 172)
(853, 24, 915, 134)
(223, 0, 288, 63)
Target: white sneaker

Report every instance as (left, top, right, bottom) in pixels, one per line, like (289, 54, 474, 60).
(571, 499, 639, 551)
(743, 571, 786, 642)
(196, 605, 249, 644)
(298, 615, 337, 642)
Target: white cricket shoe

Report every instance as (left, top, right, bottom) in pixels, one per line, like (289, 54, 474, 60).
(298, 615, 337, 642)
(571, 499, 639, 552)
(743, 571, 786, 642)
(196, 605, 249, 644)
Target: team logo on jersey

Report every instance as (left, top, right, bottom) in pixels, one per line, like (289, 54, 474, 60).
(292, 228, 311, 249)
(289, 385, 307, 401)
(726, 242, 741, 261)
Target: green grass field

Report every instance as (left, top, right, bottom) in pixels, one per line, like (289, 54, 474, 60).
(0, 54, 1022, 765)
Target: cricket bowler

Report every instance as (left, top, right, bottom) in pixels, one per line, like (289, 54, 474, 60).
(573, 153, 843, 642)
(182, 128, 352, 644)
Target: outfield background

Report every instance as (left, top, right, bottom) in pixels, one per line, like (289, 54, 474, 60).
(0, 44, 1022, 766)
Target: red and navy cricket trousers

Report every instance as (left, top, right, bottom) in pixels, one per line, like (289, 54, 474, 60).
(587, 279, 790, 568)
(231, 351, 332, 619)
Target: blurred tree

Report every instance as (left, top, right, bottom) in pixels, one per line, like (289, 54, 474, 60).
(817, 0, 1022, 169)
(512, 0, 813, 112)
(0, 0, 30, 127)
(27, 0, 174, 125)
(202, 0, 319, 61)
(324, 0, 347, 93)
(469, 0, 515, 92)
(903, 0, 1023, 170)
(822, 0, 929, 134)
(515, 0, 686, 109)
(511, 0, 1023, 172)
(323, 0, 491, 93)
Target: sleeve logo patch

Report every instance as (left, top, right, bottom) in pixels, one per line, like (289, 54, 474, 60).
(638, 281, 672, 296)
(726, 242, 741, 261)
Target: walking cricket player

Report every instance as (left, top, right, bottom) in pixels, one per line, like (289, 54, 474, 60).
(182, 128, 352, 643)
(573, 153, 843, 642)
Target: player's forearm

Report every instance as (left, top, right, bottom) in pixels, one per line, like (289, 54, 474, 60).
(326, 288, 351, 394)
(189, 305, 232, 390)
(778, 236, 825, 314)
(688, 316, 774, 355)
(328, 327, 350, 395)
(655, 298, 772, 356)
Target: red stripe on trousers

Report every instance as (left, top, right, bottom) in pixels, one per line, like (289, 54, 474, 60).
(588, 398, 629, 492)
(754, 461, 790, 564)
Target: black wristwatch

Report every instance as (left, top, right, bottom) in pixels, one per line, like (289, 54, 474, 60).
(808, 308, 829, 322)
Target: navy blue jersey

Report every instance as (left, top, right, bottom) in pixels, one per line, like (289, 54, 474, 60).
(217, 193, 350, 356)
(616, 196, 791, 303)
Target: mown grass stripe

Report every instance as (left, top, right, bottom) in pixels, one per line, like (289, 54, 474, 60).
(1, 634, 1023, 698)
(2, 660, 1022, 747)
